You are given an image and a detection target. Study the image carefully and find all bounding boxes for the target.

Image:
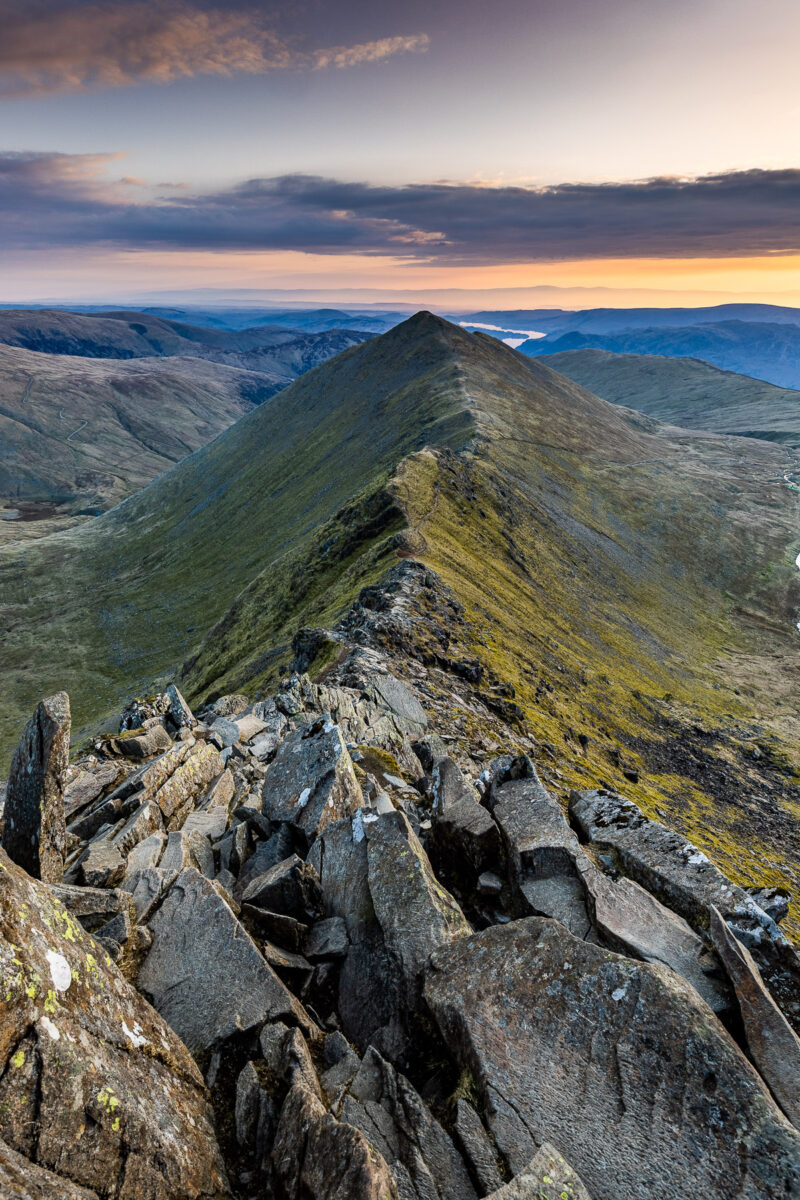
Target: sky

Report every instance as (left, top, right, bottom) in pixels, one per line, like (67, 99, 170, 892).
(1, 0, 799, 307)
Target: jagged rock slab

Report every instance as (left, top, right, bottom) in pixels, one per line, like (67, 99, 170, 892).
(308, 816, 396, 1051)
(272, 1078, 399, 1200)
(491, 769, 591, 936)
(0, 849, 230, 1199)
(709, 906, 800, 1128)
(586, 872, 730, 1014)
(152, 741, 226, 828)
(166, 683, 196, 729)
(453, 1099, 503, 1195)
(261, 719, 364, 842)
(111, 723, 173, 759)
(64, 760, 125, 819)
(368, 672, 428, 729)
(364, 810, 470, 1056)
(485, 1144, 593, 1199)
(431, 757, 502, 883)
(0, 1134, 100, 1199)
(341, 1045, 477, 1200)
(425, 917, 800, 1200)
(45, 882, 133, 932)
(570, 788, 800, 1029)
(242, 854, 324, 922)
(2, 692, 70, 882)
(138, 867, 314, 1054)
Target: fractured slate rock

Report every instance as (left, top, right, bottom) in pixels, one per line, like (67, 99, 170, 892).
(570, 788, 800, 1030)
(425, 917, 800, 1200)
(2, 692, 70, 882)
(0, 848, 230, 1199)
(139, 867, 314, 1054)
(261, 718, 364, 844)
(709, 906, 800, 1129)
(485, 1144, 593, 1199)
(242, 855, 324, 923)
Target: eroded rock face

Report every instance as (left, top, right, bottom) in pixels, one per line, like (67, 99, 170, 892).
(262, 719, 364, 844)
(138, 867, 314, 1054)
(425, 917, 800, 1200)
(0, 849, 230, 1199)
(709, 906, 800, 1129)
(2, 693, 70, 882)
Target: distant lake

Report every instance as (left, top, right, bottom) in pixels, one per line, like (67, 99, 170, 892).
(458, 321, 547, 347)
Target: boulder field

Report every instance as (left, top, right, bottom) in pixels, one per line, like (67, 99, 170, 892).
(0, 562, 798, 1199)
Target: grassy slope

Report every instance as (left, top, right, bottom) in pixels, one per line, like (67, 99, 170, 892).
(539, 348, 800, 447)
(0, 344, 277, 513)
(0, 315, 475, 760)
(184, 322, 800, 933)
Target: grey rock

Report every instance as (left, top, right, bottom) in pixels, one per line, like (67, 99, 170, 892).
(95, 909, 132, 946)
(183, 808, 229, 841)
(244, 907, 309, 950)
(232, 714, 268, 744)
(45, 882, 133, 932)
(215, 821, 249, 875)
(242, 855, 324, 922)
(139, 868, 313, 1054)
(492, 771, 591, 936)
(122, 866, 178, 922)
(237, 824, 294, 893)
(209, 694, 249, 718)
(125, 830, 167, 874)
(586, 871, 730, 1014)
(2, 692, 70, 882)
(342, 1046, 477, 1200)
(161, 829, 215, 878)
(210, 717, 240, 748)
(477, 872, 503, 896)
(306, 916, 349, 960)
(485, 1144, 593, 1199)
(261, 719, 364, 844)
(570, 788, 800, 1030)
(166, 683, 196, 729)
(0, 1134, 100, 1199)
(431, 757, 501, 883)
(425, 917, 800, 1200)
(369, 672, 428, 729)
(272, 1078, 399, 1200)
(453, 1099, 503, 1195)
(235, 1061, 262, 1146)
(0, 849, 230, 1200)
(113, 723, 173, 759)
(111, 797, 164, 856)
(198, 768, 236, 812)
(709, 906, 800, 1128)
(64, 760, 125, 820)
(79, 841, 125, 889)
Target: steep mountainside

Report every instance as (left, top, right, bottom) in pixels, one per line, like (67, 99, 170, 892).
(0, 308, 372, 376)
(539, 348, 800, 446)
(1, 314, 798, 928)
(518, 320, 800, 388)
(0, 344, 276, 519)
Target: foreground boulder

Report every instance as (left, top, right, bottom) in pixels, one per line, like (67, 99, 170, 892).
(2, 692, 70, 882)
(486, 1144, 593, 1199)
(709, 906, 800, 1129)
(570, 788, 800, 1030)
(138, 868, 314, 1054)
(261, 718, 364, 844)
(0, 849, 230, 1199)
(425, 917, 800, 1200)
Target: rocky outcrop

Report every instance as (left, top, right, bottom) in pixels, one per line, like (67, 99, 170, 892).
(2, 693, 70, 882)
(425, 917, 800, 1200)
(570, 788, 800, 1030)
(0, 849, 230, 1199)
(485, 1144, 593, 1200)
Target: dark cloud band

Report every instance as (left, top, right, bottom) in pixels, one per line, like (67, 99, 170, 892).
(2, 153, 799, 263)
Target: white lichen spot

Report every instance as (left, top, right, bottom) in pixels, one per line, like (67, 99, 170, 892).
(45, 949, 72, 993)
(687, 852, 710, 866)
(40, 1016, 60, 1040)
(296, 787, 312, 809)
(611, 987, 627, 1002)
(352, 809, 365, 845)
(122, 1019, 148, 1049)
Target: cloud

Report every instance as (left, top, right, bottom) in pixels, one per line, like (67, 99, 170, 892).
(0, 1, 429, 97)
(2, 153, 799, 265)
(312, 34, 430, 70)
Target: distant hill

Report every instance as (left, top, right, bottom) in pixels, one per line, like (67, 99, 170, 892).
(464, 303, 800, 336)
(516, 320, 800, 389)
(0, 309, 373, 374)
(0, 344, 278, 518)
(539, 349, 800, 446)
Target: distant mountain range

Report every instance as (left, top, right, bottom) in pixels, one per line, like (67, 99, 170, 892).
(463, 302, 800, 335)
(0, 309, 374, 519)
(540, 348, 800, 446)
(517, 321, 800, 389)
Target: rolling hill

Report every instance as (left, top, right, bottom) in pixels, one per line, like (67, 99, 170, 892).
(1, 313, 798, 921)
(0, 308, 372, 375)
(539, 349, 800, 446)
(517, 320, 800, 388)
(0, 343, 277, 519)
